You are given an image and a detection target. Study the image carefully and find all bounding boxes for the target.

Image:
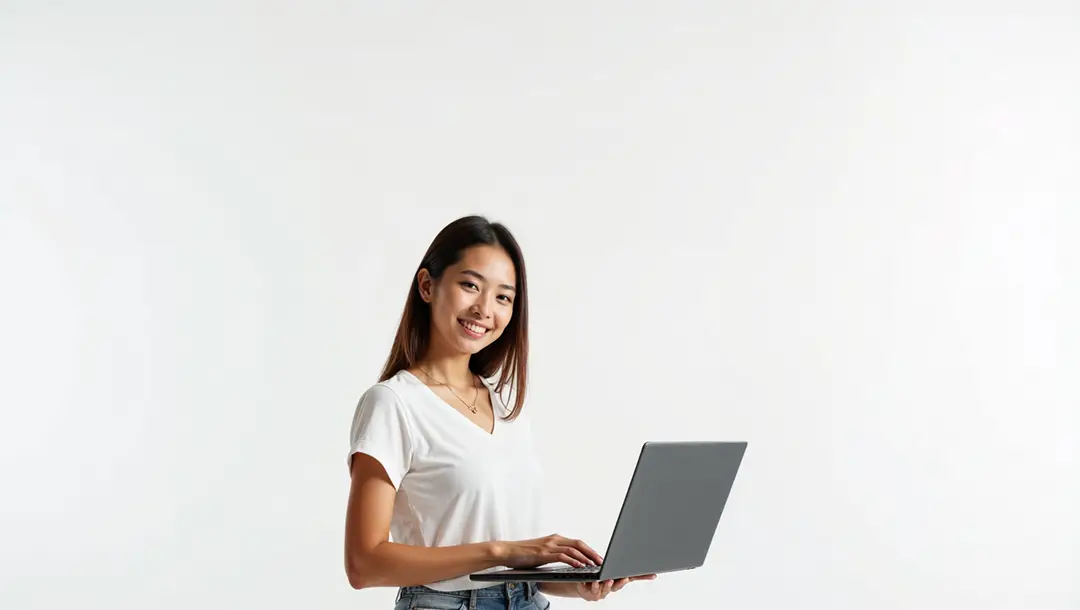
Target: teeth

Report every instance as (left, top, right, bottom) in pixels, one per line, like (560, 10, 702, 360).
(460, 320, 487, 334)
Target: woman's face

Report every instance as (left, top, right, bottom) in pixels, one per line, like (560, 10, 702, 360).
(419, 244, 517, 357)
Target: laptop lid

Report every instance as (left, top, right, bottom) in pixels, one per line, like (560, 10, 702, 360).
(597, 441, 747, 581)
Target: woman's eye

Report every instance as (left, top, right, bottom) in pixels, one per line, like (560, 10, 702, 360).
(460, 281, 478, 290)
(498, 295, 513, 304)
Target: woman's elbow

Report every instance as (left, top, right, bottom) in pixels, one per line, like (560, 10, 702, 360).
(346, 569, 368, 590)
(345, 553, 375, 590)
(346, 562, 373, 590)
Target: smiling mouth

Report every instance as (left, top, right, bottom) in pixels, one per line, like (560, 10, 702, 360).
(458, 319, 490, 337)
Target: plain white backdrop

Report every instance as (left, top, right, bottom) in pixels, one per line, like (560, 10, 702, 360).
(1, 2, 1077, 609)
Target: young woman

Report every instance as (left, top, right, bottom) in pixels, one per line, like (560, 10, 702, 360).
(343, 216, 654, 609)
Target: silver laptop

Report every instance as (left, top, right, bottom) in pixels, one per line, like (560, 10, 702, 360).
(470, 440, 747, 583)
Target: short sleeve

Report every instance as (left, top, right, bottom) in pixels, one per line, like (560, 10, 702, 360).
(347, 384, 414, 488)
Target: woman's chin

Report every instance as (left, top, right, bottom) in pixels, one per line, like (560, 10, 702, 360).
(458, 342, 487, 355)
(455, 336, 494, 355)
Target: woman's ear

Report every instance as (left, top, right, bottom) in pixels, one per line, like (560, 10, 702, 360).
(416, 269, 434, 303)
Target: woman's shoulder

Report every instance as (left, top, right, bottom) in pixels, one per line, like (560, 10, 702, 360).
(349, 372, 425, 444)
(353, 370, 423, 411)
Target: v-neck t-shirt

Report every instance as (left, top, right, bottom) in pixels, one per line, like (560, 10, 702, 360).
(347, 369, 547, 591)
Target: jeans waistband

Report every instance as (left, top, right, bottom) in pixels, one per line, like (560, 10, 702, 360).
(397, 581, 538, 601)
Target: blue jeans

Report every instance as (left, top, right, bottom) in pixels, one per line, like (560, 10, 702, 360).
(393, 582, 550, 610)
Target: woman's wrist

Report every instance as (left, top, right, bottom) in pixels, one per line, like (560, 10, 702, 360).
(486, 541, 509, 564)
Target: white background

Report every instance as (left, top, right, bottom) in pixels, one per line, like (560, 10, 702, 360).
(1, 2, 1077, 609)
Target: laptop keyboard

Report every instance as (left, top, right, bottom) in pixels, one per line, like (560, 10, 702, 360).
(547, 565, 601, 573)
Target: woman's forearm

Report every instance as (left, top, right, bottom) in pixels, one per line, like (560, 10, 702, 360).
(538, 582, 580, 598)
(347, 540, 506, 589)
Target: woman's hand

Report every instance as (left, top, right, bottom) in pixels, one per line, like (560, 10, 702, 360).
(494, 534, 604, 568)
(574, 574, 657, 602)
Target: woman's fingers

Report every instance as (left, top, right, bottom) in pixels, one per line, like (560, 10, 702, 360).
(561, 546, 593, 566)
(556, 553, 586, 568)
(548, 535, 604, 565)
(578, 574, 652, 601)
(570, 538, 605, 565)
(575, 579, 625, 601)
(552, 546, 589, 567)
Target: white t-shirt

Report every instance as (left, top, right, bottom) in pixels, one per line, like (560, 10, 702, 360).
(347, 369, 547, 592)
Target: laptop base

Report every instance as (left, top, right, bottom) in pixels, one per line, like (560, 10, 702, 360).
(470, 566, 603, 582)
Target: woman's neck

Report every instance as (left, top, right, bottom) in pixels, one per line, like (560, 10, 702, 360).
(415, 346, 473, 388)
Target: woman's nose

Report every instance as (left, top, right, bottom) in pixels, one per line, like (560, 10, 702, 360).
(470, 300, 492, 317)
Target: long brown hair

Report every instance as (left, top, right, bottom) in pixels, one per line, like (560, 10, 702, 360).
(379, 215, 529, 420)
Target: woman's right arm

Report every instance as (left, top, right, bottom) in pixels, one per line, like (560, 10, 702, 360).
(343, 453, 602, 589)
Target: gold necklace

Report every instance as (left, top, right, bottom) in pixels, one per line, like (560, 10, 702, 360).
(419, 366, 479, 414)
